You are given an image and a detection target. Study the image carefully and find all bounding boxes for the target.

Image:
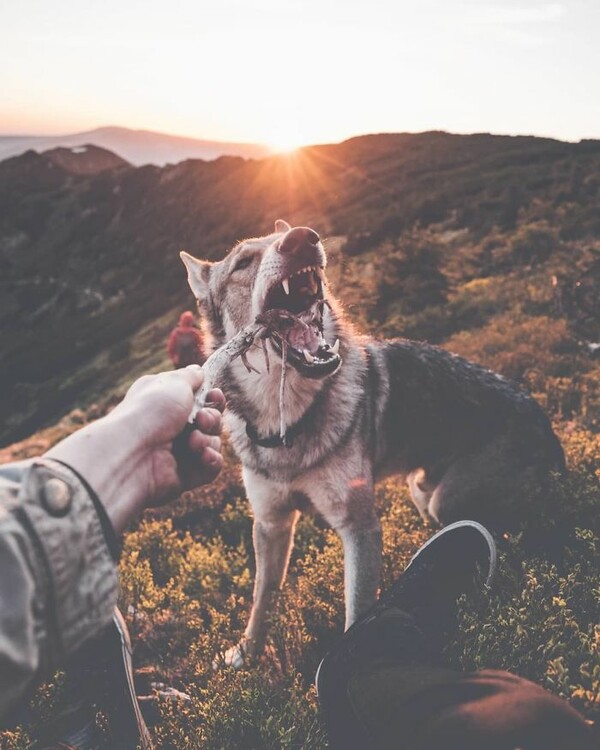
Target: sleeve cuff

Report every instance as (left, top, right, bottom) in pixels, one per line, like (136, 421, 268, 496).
(18, 458, 119, 660)
(47, 458, 121, 562)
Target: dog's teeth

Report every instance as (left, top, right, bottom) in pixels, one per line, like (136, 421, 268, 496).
(303, 349, 314, 363)
(316, 267, 326, 282)
(331, 339, 340, 354)
(281, 278, 290, 295)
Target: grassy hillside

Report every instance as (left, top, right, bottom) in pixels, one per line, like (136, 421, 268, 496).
(0, 131, 598, 747)
(1, 205, 598, 747)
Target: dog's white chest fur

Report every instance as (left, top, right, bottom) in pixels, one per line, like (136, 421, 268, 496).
(229, 343, 322, 437)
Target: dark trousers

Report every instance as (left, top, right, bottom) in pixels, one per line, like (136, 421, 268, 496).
(323, 661, 596, 750)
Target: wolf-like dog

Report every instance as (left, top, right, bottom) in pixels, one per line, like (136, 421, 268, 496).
(181, 221, 564, 667)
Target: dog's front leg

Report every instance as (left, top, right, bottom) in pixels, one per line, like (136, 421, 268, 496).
(316, 473, 382, 630)
(244, 509, 298, 645)
(338, 518, 382, 629)
(219, 469, 297, 669)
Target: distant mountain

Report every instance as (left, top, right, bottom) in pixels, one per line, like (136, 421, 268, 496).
(1, 130, 599, 444)
(42, 144, 130, 175)
(0, 126, 272, 166)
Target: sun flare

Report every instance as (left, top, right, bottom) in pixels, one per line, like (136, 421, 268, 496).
(265, 125, 306, 154)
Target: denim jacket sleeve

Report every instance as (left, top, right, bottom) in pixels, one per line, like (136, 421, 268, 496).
(0, 458, 119, 722)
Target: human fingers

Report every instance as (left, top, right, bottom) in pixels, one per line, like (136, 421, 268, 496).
(202, 388, 226, 413)
(198, 446, 223, 482)
(202, 446, 223, 468)
(188, 429, 221, 455)
(195, 407, 223, 436)
(181, 441, 223, 488)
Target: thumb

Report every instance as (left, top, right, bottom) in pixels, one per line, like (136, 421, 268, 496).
(177, 364, 205, 391)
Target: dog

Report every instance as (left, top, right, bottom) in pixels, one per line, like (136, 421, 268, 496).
(181, 221, 565, 667)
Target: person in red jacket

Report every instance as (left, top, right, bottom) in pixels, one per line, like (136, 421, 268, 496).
(167, 311, 205, 368)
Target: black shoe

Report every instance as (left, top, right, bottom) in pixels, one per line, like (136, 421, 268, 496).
(316, 520, 497, 702)
(378, 518, 496, 645)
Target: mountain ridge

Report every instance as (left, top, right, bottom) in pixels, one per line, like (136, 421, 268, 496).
(0, 125, 273, 166)
(42, 144, 130, 174)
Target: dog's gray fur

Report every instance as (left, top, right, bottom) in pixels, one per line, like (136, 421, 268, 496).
(181, 221, 564, 667)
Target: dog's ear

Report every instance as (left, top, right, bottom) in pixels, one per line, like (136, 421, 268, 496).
(180, 251, 212, 300)
(274, 219, 291, 233)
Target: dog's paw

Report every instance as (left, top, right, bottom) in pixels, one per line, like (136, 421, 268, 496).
(213, 638, 258, 671)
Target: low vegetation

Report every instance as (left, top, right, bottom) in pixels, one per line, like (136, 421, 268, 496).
(1, 143, 599, 747)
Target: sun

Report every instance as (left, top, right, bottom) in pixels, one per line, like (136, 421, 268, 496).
(271, 139, 301, 154)
(264, 125, 306, 154)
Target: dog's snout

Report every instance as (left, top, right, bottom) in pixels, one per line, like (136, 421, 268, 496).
(278, 227, 320, 254)
(305, 228, 321, 245)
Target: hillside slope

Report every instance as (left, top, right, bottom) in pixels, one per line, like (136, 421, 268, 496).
(1, 221, 598, 749)
(1, 130, 599, 445)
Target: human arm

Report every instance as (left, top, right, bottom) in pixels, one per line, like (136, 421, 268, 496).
(0, 366, 224, 721)
(46, 366, 225, 534)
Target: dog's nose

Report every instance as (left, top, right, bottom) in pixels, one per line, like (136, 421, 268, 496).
(278, 227, 320, 254)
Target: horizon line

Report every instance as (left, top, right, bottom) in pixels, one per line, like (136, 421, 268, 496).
(1, 124, 600, 150)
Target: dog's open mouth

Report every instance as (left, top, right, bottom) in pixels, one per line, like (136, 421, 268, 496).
(262, 265, 341, 379)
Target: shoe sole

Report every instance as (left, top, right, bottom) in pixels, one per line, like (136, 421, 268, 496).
(403, 520, 497, 588)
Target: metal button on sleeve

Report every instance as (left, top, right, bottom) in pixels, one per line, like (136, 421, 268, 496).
(42, 477, 73, 516)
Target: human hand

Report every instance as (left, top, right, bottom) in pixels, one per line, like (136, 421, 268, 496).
(46, 366, 225, 534)
(117, 366, 225, 502)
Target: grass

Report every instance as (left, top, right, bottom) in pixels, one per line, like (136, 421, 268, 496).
(1, 217, 598, 748)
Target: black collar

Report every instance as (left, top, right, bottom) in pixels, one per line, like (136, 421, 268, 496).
(244, 382, 331, 449)
(246, 421, 295, 448)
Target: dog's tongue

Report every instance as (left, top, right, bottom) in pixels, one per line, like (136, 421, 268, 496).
(287, 320, 322, 353)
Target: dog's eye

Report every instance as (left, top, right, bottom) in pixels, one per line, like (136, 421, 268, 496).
(232, 256, 254, 273)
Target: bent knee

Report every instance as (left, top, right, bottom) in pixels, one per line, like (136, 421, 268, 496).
(414, 670, 595, 750)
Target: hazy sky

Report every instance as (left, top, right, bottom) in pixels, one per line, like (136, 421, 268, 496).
(1, 0, 599, 148)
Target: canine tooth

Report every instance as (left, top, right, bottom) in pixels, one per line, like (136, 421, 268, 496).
(316, 267, 326, 282)
(303, 349, 314, 363)
(331, 339, 340, 354)
(282, 278, 290, 295)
